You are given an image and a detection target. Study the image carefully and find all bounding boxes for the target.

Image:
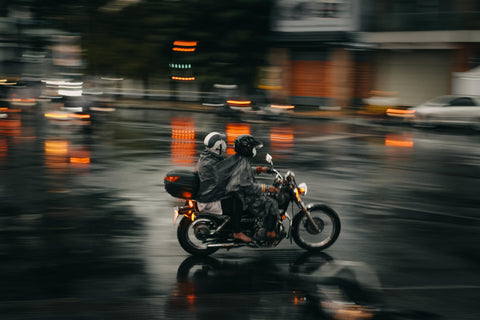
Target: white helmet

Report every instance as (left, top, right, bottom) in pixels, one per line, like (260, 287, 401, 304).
(204, 131, 227, 156)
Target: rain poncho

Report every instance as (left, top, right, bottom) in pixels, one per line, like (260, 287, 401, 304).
(195, 149, 226, 203)
(196, 153, 279, 218)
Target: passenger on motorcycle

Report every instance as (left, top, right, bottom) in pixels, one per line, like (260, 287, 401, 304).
(195, 132, 227, 215)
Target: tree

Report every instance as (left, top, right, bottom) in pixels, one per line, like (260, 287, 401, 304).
(182, 0, 273, 93)
(28, 0, 274, 93)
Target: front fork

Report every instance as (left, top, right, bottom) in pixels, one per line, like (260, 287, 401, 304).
(282, 198, 321, 241)
(298, 200, 321, 233)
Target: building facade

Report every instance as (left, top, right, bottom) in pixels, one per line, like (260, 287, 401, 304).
(267, 0, 480, 109)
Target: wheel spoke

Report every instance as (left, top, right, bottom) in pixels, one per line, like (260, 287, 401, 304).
(178, 217, 220, 256)
(292, 206, 340, 251)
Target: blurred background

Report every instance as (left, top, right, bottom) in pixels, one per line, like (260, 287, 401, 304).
(1, 0, 480, 111)
(1, 1, 480, 320)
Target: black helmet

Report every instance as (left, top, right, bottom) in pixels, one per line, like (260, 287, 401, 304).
(234, 134, 263, 157)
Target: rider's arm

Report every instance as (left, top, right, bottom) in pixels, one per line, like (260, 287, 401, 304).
(242, 182, 265, 195)
(253, 183, 279, 194)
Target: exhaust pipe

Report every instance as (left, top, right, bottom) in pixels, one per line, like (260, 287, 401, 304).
(206, 242, 242, 248)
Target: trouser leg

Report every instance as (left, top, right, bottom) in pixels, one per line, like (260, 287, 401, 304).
(221, 197, 242, 233)
(264, 214, 276, 232)
(264, 196, 279, 232)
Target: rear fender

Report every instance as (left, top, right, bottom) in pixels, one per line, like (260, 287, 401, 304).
(196, 213, 228, 224)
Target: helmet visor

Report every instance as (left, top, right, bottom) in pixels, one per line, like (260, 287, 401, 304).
(253, 139, 263, 149)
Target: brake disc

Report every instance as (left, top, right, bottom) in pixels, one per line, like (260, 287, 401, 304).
(305, 217, 324, 235)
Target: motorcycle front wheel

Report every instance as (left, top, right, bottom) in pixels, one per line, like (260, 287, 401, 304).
(177, 216, 220, 256)
(292, 204, 341, 252)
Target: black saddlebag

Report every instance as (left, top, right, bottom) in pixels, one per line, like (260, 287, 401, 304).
(164, 169, 199, 199)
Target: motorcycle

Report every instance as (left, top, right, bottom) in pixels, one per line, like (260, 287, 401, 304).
(164, 154, 341, 256)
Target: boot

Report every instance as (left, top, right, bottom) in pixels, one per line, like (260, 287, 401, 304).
(266, 230, 276, 239)
(233, 232, 252, 243)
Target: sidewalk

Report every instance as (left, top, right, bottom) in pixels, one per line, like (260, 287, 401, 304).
(113, 98, 356, 120)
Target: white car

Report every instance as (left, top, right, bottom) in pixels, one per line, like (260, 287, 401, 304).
(386, 95, 480, 128)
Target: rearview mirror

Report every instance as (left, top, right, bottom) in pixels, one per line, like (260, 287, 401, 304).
(266, 153, 273, 165)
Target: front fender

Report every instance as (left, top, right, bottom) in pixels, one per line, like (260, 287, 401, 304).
(306, 203, 333, 211)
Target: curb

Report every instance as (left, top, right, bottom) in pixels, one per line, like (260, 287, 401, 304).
(113, 99, 355, 120)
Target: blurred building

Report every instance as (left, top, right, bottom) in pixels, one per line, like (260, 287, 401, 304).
(267, 0, 360, 109)
(0, 4, 82, 85)
(267, 0, 480, 109)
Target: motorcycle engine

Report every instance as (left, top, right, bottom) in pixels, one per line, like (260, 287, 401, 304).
(252, 217, 266, 241)
(277, 191, 290, 210)
(253, 227, 266, 241)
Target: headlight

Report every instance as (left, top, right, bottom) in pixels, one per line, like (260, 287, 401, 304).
(286, 171, 295, 179)
(298, 182, 307, 196)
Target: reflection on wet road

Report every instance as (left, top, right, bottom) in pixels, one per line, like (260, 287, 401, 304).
(167, 251, 386, 320)
(1, 107, 479, 319)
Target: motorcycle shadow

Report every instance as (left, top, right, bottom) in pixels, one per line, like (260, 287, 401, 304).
(168, 251, 441, 320)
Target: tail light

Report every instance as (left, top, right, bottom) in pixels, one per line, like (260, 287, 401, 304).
(164, 176, 180, 182)
(386, 108, 416, 118)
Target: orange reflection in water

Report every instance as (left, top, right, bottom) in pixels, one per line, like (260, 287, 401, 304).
(0, 118, 21, 136)
(0, 138, 7, 161)
(270, 127, 294, 158)
(45, 140, 69, 172)
(226, 123, 251, 155)
(45, 140, 92, 173)
(171, 117, 196, 166)
(70, 147, 91, 172)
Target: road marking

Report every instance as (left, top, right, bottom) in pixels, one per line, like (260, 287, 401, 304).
(381, 285, 480, 290)
(355, 201, 480, 222)
(300, 133, 371, 142)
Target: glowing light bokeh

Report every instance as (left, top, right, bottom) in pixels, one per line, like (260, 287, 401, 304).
(171, 117, 196, 166)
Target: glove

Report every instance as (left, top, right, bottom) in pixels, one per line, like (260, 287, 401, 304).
(267, 186, 280, 194)
(257, 166, 273, 174)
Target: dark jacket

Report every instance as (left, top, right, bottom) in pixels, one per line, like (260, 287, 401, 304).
(224, 154, 278, 217)
(197, 153, 278, 217)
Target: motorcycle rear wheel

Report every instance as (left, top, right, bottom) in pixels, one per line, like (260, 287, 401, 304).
(177, 217, 220, 256)
(292, 204, 341, 252)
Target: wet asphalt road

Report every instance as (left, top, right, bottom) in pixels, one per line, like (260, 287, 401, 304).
(1, 107, 479, 319)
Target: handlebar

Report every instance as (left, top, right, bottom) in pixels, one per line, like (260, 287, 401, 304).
(271, 168, 283, 182)
(265, 153, 285, 182)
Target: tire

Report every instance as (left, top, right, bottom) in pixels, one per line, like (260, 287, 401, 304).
(292, 204, 341, 252)
(177, 216, 220, 256)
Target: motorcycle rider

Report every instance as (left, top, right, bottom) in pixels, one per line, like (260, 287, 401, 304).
(224, 134, 280, 240)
